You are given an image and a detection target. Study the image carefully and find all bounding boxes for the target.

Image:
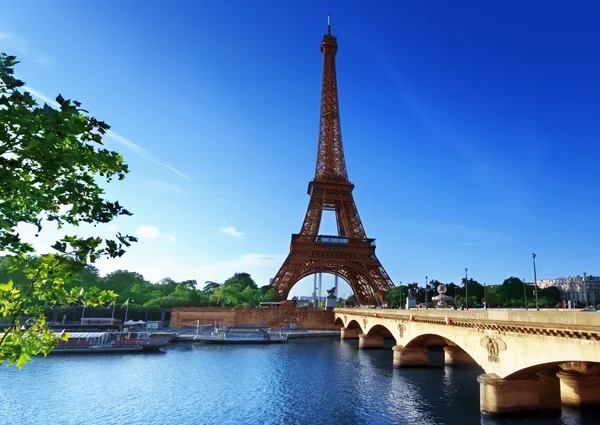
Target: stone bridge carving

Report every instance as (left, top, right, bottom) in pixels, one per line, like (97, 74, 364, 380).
(334, 308, 600, 415)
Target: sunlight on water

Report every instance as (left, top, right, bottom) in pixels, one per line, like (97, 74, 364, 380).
(1, 339, 599, 425)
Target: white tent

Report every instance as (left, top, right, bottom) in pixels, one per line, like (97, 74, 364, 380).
(134, 320, 146, 325)
(123, 320, 137, 326)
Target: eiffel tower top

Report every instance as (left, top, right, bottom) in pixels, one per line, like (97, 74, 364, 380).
(314, 15, 348, 183)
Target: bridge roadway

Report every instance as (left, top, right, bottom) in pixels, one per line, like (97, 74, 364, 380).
(334, 308, 600, 416)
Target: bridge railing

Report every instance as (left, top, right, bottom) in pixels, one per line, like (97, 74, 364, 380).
(334, 307, 600, 328)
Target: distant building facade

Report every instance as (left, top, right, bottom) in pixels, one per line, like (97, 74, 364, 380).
(537, 275, 600, 304)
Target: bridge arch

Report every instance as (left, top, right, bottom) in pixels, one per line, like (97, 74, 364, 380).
(505, 360, 600, 380)
(402, 332, 478, 366)
(333, 317, 345, 328)
(345, 319, 363, 333)
(336, 308, 600, 414)
(365, 324, 396, 341)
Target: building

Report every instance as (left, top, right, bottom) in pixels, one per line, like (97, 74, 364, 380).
(537, 275, 600, 304)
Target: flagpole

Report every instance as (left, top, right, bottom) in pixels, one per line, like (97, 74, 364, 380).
(111, 302, 116, 324)
(81, 304, 86, 324)
(125, 302, 130, 323)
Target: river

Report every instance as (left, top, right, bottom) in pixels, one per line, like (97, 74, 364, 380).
(1, 339, 597, 425)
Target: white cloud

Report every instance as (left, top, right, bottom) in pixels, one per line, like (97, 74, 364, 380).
(106, 224, 119, 231)
(148, 180, 182, 193)
(136, 225, 176, 243)
(136, 225, 161, 239)
(21, 85, 192, 182)
(23, 85, 59, 108)
(105, 131, 192, 182)
(96, 253, 285, 285)
(220, 226, 245, 238)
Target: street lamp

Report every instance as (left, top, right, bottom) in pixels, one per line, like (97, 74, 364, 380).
(465, 268, 469, 310)
(483, 282, 487, 309)
(425, 275, 428, 308)
(522, 278, 528, 311)
(532, 253, 539, 311)
(584, 272, 588, 308)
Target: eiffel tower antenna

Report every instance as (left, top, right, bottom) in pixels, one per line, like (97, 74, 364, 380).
(272, 24, 394, 305)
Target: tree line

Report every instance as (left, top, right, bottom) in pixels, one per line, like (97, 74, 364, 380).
(0, 256, 274, 316)
(385, 277, 563, 309)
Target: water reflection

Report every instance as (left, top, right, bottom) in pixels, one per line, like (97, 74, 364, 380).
(0, 339, 597, 425)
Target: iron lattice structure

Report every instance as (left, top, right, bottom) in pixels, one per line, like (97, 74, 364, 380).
(272, 26, 394, 305)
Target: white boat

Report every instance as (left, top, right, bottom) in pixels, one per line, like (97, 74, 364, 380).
(194, 326, 288, 344)
(51, 331, 170, 353)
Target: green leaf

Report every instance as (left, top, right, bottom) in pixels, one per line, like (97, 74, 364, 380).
(0, 280, 14, 291)
(16, 352, 31, 369)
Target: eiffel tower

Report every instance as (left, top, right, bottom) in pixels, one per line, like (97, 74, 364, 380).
(272, 19, 394, 305)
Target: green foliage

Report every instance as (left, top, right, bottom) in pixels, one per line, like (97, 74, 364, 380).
(0, 54, 136, 367)
(386, 285, 408, 308)
(389, 276, 563, 310)
(209, 273, 273, 307)
(539, 286, 561, 306)
(1, 259, 275, 313)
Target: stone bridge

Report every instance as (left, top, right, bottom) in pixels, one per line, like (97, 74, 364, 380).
(334, 308, 600, 415)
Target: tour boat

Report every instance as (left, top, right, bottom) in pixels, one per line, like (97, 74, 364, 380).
(194, 326, 289, 344)
(51, 331, 170, 353)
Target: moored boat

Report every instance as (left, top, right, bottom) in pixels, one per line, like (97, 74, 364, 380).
(51, 331, 170, 354)
(194, 326, 288, 344)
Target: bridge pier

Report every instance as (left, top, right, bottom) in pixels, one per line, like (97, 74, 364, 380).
(537, 371, 561, 412)
(557, 369, 600, 407)
(443, 345, 476, 365)
(340, 327, 361, 340)
(392, 345, 428, 367)
(477, 373, 540, 415)
(358, 333, 384, 348)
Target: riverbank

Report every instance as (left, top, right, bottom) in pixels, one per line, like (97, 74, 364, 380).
(172, 328, 340, 342)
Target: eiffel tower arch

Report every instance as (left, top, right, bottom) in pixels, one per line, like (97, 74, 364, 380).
(272, 20, 394, 305)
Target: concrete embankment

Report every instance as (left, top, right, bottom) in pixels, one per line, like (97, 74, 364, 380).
(174, 329, 340, 343)
(170, 307, 336, 329)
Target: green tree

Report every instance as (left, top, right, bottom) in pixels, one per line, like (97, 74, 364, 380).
(211, 273, 260, 307)
(485, 286, 508, 308)
(0, 54, 136, 368)
(501, 277, 528, 302)
(202, 281, 221, 294)
(539, 286, 561, 306)
(387, 285, 408, 308)
(461, 278, 485, 304)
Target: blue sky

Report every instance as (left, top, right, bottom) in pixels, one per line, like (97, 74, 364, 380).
(2, 1, 599, 297)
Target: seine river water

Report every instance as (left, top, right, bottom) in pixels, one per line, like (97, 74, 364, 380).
(1, 339, 597, 425)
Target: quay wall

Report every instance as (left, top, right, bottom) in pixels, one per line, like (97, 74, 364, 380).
(170, 307, 336, 329)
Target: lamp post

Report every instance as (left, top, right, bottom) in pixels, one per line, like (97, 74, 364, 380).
(522, 278, 528, 311)
(484, 283, 487, 309)
(425, 275, 428, 308)
(532, 253, 539, 311)
(465, 268, 469, 310)
(584, 272, 588, 308)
